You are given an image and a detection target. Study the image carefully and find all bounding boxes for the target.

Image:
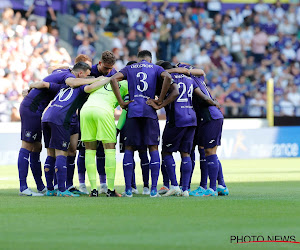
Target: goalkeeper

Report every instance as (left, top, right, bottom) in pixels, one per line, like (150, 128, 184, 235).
(80, 76, 130, 197)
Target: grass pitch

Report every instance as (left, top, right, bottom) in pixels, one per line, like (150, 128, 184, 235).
(1, 158, 300, 250)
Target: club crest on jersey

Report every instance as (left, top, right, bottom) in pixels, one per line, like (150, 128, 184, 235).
(104, 82, 121, 91)
(62, 141, 68, 148)
(25, 131, 31, 138)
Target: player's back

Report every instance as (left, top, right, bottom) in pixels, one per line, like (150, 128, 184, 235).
(120, 60, 164, 119)
(83, 80, 128, 114)
(23, 69, 75, 114)
(42, 85, 88, 129)
(165, 73, 197, 127)
(192, 75, 223, 121)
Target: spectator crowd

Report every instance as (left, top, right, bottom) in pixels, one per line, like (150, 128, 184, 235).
(0, 0, 300, 121)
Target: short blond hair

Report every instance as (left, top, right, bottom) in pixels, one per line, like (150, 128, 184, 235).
(75, 54, 92, 64)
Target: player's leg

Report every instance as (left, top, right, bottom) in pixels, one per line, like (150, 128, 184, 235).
(80, 106, 99, 196)
(138, 149, 150, 195)
(199, 147, 207, 189)
(203, 146, 219, 196)
(122, 118, 142, 197)
(48, 122, 78, 197)
(131, 160, 139, 194)
(42, 122, 56, 196)
(144, 118, 161, 197)
(188, 149, 196, 190)
(178, 126, 195, 196)
(97, 142, 107, 194)
(180, 152, 193, 197)
(217, 160, 229, 196)
(29, 141, 46, 193)
(66, 132, 78, 192)
(103, 142, 120, 197)
(18, 106, 44, 196)
(18, 141, 32, 193)
(158, 152, 170, 195)
(77, 147, 88, 194)
(84, 141, 98, 197)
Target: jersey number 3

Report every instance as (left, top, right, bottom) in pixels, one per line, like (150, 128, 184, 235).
(136, 72, 148, 92)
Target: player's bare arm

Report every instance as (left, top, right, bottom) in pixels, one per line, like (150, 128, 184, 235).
(65, 76, 102, 88)
(84, 77, 111, 94)
(157, 71, 172, 105)
(166, 67, 190, 76)
(194, 88, 220, 108)
(29, 81, 50, 90)
(147, 83, 179, 110)
(110, 72, 132, 109)
(48, 65, 70, 74)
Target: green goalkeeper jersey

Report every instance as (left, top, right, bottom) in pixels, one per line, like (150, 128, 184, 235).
(83, 80, 128, 114)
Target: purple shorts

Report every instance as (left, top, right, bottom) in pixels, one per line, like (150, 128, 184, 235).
(20, 104, 42, 143)
(125, 117, 160, 146)
(70, 121, 79, 136)
(42, 122, 70, 151)
(119, 120, 147, 153)
(162, 124, 196, 153)
(194, 118, 223, 149)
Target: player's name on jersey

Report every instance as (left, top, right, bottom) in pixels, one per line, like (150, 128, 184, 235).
(134, 94, 149, 99)
(52, 104, 63, 108)
(173, 74, 192, 80)
(130, 64, 154, 69)
(181, 105, 193, 109)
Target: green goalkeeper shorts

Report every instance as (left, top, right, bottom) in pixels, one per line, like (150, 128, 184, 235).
(80, 106, 116, 143)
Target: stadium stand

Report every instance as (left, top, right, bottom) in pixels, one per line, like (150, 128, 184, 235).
(0, 0, 299, 121)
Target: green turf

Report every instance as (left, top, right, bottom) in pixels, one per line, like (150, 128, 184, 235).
(1, 158, 300, 250)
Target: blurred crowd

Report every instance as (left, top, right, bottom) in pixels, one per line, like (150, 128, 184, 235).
(1, 0, 300, 121)
(71, 0, 300, 117)
(0, 8, 71, 122)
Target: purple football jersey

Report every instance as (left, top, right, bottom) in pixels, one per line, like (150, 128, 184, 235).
(43, 69, 75, 84)
(165, 73, 197, 127)
(42, 85, 88, 129)
(22, 82, 62, 115)
(192, 75, 223, 120)
(120, 60, 165, 119)
(90, 64, 117, 77)
(177, 64, 223, 120)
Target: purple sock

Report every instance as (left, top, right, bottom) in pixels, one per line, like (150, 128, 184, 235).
(139, 151, 149, 188)
(161, 160, 170, 188)
(123, 150, 134, 192)
(189, 150, 196, 189)
(199, 148, 207, 189)
(97, 146, 106, 184)
(18, 148, 30, 192)
(77, 149, 86, 184)
(54, 173, 57, 187)
(149, 150, 160, 192)
(66, 156, 76, 189)
(131, 162, 136, 189)
(181, 157, 192, 191)
(163, 155, 178, 186)
(55, 155, 67, 192)
(29, 152, 45, 191)
(44, 156, 55, 190)
(179, 161, 183, 187)
(218, 160, 226, 187)
(206, 154, 219, 191)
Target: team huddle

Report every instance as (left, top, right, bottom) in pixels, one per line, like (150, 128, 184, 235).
(18, 49, 229, 198)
